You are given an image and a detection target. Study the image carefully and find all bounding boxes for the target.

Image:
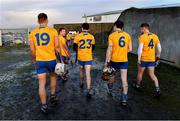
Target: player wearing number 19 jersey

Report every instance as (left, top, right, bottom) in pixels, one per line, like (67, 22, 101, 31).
(134, 23, 162, 98)
(73, 23, 95, 99)
(29, 13, 60, 114)
(105, 20, 132, 106)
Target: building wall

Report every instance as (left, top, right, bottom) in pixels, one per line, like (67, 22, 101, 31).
(82, 14, 120, 23)
(54, 23, 113, 43)
(118, 7, 180, 67)
(0, 31, 2, 46)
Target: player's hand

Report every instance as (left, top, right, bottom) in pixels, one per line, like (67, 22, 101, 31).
(156, 56, 160, 62)
(33, 60, 36, 68)
(138, 60, 141, 65)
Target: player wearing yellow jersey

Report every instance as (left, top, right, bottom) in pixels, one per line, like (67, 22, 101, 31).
(29, 13, 60, 113)
(58, 28, 70, 62)
(73, 23, 95, 99)
(134, 23, 162, 98)
(58, 28, 70, 81)
(105, 20, 132, 106)
(66, 32, 72, 47)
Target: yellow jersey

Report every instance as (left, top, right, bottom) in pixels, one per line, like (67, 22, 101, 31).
(58, 35, 68, 57)
(74, 32, 95, 61)
(29, 26, 58, 61)
(109, 31, 131, 62)
(139, 33, 160, 62)
(66, 33, 71, 40)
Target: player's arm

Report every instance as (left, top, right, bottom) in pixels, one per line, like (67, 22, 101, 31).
(105, 44, 112, 64)
(64, 44, 71, 57)
(155, 36, 162, 61)
(54, 36, 61, 54)
(128, 37, 132, 52)
(156, 43, 162, 57)
(29, 39, 36, 64)
(73, 36, 78, 52)
(105, 36, 113, 64)
(137, 36, 143, 64)
(92, 36, 96, 52)
(137, 43, 143, 64)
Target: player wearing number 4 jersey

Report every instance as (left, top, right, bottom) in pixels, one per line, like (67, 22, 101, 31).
(73, 23, 95, 99)
(133, 23, 162, 98)
(105, 20, 132, 106)
(29, 13, 60, 114)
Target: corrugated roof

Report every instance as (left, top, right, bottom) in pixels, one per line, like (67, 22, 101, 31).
(83, 3, 180, 18)
(83, 10, 123, 18)
(141, 3, 180, 9)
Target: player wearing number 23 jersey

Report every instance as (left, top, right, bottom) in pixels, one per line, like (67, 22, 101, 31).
(74, 32, 95, 62)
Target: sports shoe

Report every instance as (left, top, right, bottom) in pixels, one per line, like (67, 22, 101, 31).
(121, 94, 128, 106)
(107, 83, 113, 95)
(132, 82, 142, 92)
(41, 104, 48, 114)
(86, 89, 93, 99)
(154, 87, 161, 98)
(80, 82, 84, 89)
(50, 94, 58, 106)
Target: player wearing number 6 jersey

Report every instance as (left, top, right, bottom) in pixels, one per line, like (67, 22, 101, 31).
(73, 23, 95, 99)
(133, 23, 162, 98)
(29, 13, 60, 114)
(105, 20, 132, 106)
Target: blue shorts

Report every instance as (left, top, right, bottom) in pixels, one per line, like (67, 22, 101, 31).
(140, 61, 156, 67)
(61, 56, 68, 62)
(110, 61, 128, 70)
(35, 60, 56, 74)
(78, 60, 93, 67)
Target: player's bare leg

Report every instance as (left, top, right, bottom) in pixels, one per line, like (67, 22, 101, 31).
(147, 67, 160, 97)
(120, 69, 128, 106)
(85, 65, 92, 98)
(107, 74, 115, 95)
(79, 66, 84, 88)
(50, 72, 58, 105)
(37, 73, 48, 113)
(136, 65, 145, 88)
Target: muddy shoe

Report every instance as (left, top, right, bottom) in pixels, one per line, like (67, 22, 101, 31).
(62, 75, 68, 83)
(50, 94, 58, 106)
(86, 89, 93, 99)
(80, 82, 84, 89)
(41, 104, 48, 114)
(154, 91, 161, 99)
(107, 83, 113, 95)
(121, 94, 128, 106)
(132, 83, 142, 92)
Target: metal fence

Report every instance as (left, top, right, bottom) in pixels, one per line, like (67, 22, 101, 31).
(0, 28, 29, 46)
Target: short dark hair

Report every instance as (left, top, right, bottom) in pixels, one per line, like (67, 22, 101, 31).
(140, 23, 150, 29)
(38, 13, 48, 23)
(59, 28, 65, 32)
(82, 23, 89, 30)
(114, 20, 124, 29)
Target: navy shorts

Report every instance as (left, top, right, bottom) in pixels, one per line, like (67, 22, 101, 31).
(35, 60, 56, 74)
(78, 60, 93, 67)
(140, 61, 156, 67)
(110, 61, 128, 70)
(61, 56, 68, 62)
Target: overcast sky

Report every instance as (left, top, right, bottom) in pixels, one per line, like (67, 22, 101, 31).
(0, 0, 179, 28)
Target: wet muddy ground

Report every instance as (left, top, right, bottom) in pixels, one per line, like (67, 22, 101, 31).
(0, 46, 180, 120)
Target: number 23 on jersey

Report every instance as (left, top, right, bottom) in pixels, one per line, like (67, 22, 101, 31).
(79, 39, 92, 49)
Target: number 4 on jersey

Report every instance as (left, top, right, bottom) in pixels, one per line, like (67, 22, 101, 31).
(148, 39, 154, 49)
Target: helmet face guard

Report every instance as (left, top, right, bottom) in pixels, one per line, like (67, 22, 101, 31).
(55, 63, 67, 76)
(101, 65, 116, 81)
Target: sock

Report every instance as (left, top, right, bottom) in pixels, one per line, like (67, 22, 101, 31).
(155, 86, 160, 92)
